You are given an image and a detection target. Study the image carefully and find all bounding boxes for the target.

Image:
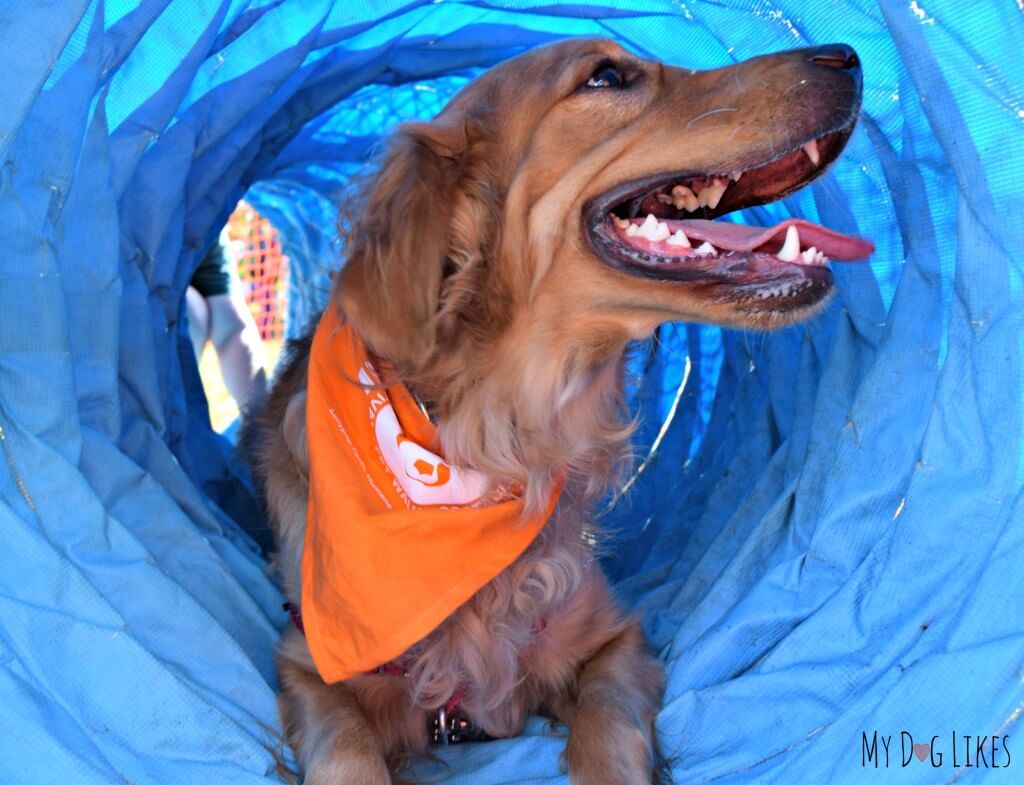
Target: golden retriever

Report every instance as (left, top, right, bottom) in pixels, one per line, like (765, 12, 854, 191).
(251, 37, 870, 785)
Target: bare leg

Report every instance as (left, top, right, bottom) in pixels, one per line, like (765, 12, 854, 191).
(206, 291, 267, 413)
(185, 285, 210, 360)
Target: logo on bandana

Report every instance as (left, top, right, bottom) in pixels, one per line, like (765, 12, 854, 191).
(358, 364, 488, 506)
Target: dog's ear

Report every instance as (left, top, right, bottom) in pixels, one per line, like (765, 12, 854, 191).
(336, 116, 468, 372)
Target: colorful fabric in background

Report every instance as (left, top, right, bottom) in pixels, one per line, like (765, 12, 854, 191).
(226, 203, 290, 344)
(0, 2, 1021, 784)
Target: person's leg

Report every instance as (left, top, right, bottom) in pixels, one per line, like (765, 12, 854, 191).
(186, 285, 211, 360)
(206, 291, 268, 413)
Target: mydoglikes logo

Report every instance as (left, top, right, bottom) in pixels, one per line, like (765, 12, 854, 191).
(862, 731, 1011, 769)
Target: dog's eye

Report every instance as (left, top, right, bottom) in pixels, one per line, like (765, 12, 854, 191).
(586, 65, 624, 89)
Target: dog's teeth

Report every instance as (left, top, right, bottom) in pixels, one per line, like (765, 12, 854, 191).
(626, 223, 640, 236)
(636, 214, 670, 242)
(666, 229, 691, 248)
(671, 184, 699, 212)
(759, 284, 791, 299)
(672, 184, 700, 212)
(612, 215, 630, 229)
(707, 179, 728, 209)
(697, 179, 728, 210)
(695, 241, 718, 257)
(802, 139, 820, 166)
(798, 245, 829, 266)
(777, 225, 800, 262)
(656, 193, 673, 204)
(730, 171, 743, 182)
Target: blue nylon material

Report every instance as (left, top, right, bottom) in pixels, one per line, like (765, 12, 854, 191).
(1, 2, 1022, 783)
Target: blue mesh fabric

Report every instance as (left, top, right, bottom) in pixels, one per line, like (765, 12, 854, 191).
(1, 2, 1022, 783)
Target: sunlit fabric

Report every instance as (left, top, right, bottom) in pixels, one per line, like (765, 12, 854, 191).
(1, 2, 1021, 783)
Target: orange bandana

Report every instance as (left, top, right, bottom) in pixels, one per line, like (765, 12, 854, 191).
(302, 307, 559, 683)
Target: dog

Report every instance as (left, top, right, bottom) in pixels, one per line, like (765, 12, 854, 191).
(251, 37, 870, 785)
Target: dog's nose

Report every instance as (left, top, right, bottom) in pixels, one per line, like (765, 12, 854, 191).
(807, 44, 860, 71)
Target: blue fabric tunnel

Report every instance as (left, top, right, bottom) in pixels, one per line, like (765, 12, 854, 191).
(1, 2, 1022, 783)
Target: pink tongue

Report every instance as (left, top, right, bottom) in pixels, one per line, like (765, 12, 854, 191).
(672, 218, 874, 261)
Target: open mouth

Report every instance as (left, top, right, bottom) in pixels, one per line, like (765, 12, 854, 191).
(585, 126, 874, 313)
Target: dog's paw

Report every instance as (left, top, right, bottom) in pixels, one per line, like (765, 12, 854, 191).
(303, 748, 391, 785)
(565, 715, 656, 785)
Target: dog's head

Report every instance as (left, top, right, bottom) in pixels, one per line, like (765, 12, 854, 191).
(335, 38, 871, 497)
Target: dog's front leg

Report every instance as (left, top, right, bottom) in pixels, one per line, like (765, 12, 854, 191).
(278, 631, 391, 785)
(562, 620, 665, 785)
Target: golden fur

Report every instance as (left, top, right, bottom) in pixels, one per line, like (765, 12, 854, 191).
(251, 38, 860, 784)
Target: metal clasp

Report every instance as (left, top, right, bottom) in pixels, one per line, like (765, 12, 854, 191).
(431, 707, 478, 745)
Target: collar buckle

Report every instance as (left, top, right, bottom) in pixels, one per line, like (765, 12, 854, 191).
(431, 706, 488, 745)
